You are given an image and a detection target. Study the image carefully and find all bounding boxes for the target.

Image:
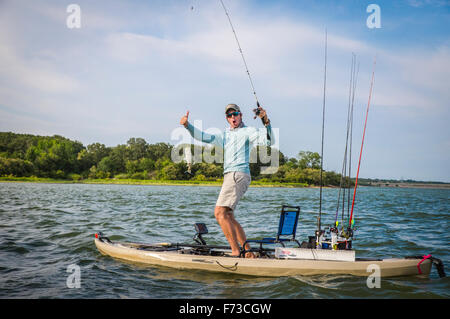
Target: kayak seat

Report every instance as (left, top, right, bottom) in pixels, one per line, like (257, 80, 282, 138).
(241, 205, 301, 257)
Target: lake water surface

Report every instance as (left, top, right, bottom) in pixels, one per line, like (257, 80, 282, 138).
(0, 182, 449, 298)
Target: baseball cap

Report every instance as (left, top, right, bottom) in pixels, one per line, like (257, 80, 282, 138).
(225, 103, 241, 114)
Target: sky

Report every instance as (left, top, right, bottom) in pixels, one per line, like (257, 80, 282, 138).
(0, 0, 449, 182)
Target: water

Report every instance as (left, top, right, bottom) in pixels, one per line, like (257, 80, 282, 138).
(0, 182, 448, 298)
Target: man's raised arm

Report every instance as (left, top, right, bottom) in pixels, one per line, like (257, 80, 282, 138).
(180, 111, 223, 146)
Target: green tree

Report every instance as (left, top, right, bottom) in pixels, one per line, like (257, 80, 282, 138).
(158, 163, 178, 180)
(138, 157, 155, 172)
(125, 160, 140, 175)
(298, 151, 321, 169)
(192, 162, 222, 179)
(108, 145, 127, 174)
(77, 143, 110, 171)
(0, 157, 34, 176)
(127, 138, 148, 161)
(324, 171, 342, 186)
(249, 146, 286, 178)
(148, 142, 173, 161)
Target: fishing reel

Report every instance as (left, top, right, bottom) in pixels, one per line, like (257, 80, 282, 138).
(253, 102, 270, 125)
(253, 102, 261, 119)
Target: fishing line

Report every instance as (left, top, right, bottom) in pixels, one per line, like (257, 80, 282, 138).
(219, 0, 261, 109)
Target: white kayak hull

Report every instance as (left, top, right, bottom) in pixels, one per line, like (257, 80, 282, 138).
(94, 238, 432, 278)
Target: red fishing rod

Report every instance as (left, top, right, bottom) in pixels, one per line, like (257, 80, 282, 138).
(349, 56, 376, 228)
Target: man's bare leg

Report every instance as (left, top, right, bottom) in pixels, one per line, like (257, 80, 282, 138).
(215, 206, 240, 255)
(230, 216, 255, 258)
(214, 206, 255, 258)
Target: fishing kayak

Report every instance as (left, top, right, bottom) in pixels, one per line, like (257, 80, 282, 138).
(94, 234, 438, 278)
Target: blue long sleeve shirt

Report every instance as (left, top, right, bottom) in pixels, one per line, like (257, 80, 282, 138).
(186, 122, 274, 175)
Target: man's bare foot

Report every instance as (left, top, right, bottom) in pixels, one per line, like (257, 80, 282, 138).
(230, 250, 241, 257)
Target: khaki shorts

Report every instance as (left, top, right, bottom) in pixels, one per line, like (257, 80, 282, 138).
(216, 172, 251, 211)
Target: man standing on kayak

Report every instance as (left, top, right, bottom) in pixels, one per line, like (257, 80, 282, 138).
(180, 104, 273, 258)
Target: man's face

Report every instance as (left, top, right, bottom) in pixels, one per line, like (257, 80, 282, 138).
(226, 109, 242, 129)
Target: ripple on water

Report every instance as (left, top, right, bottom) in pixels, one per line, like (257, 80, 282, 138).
(0, 182, 449, 298)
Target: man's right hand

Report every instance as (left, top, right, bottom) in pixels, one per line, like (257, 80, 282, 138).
(180, 111, 189, 128)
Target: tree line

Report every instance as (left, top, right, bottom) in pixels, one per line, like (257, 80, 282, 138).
(0, 132, 349, 186)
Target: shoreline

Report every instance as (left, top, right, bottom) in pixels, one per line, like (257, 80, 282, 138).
(0, 176, 309, 188)
(1, 177, 449, 189)
(363, 182, 450, 190)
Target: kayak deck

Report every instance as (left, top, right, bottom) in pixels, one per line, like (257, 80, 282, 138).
(94, 238, 433, 278)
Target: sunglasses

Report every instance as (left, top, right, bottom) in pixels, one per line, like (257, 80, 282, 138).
(226, 111, 241, 118)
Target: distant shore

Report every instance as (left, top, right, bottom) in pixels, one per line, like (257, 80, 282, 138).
(362, 181, 450, 190)
(1, 176, 449, 189)
(0, 176, 308, 188)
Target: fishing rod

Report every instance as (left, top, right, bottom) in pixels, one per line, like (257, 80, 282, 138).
(334, 54, 356, 228)
(317, 29, 327, 235)
(347, 59, 359, 224)
(349, 56, 376, 228)
(219, 0, 263, 119)
(334, 53, 359, 232)
(342, 54, 355, 223)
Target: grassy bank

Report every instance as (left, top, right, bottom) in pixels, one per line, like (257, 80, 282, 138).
(0, 176, 309, 188)
(2, 176, 447, 189)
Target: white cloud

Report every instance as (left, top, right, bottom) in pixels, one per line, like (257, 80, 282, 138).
(407, 0, 449, 7)
(0, 0, 448, 181)
(369, 46, 450, 111)
(0, 29, 80, 94)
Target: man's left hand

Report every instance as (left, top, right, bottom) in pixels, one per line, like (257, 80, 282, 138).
(256, 107, 270, 125)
